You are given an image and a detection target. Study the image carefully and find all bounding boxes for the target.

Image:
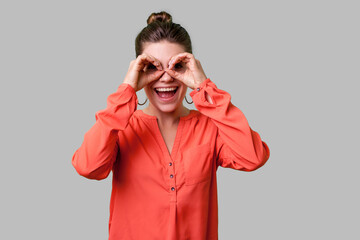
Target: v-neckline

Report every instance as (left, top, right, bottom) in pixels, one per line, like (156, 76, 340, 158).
(156, 118, 182, 159)
(137, 109, 196, 160)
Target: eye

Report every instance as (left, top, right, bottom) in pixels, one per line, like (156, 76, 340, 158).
(148, 64, 157, 69)
(174, 63, 183, 69)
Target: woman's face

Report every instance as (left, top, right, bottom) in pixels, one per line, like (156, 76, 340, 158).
(142, 41, 188, 113)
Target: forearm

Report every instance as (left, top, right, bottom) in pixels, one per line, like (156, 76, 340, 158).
(190, 78, 270, 171)
(72, 83, 138, 179)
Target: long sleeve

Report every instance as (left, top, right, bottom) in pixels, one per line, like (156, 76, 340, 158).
(190, 78, 270, 171)
(72, 83, 138, 180)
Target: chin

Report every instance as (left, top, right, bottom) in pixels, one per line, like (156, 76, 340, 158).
(152, 102, 183, 113)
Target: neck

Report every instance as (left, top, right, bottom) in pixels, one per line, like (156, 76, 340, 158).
(143, 104, 190, 127)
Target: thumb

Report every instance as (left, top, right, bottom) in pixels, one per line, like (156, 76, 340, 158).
(166, 69, 182, 80)
(147, 70, 165, 84)
(154, 69, 165, 78)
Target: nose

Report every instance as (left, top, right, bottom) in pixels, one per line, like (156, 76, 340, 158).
(159, 71, 173, 82)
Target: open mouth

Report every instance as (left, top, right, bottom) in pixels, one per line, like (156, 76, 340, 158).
(154, 87, 179, 99)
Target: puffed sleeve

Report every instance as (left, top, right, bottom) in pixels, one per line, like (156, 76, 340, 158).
(190, 78, 270, 171)
(72, 83, 138, 180)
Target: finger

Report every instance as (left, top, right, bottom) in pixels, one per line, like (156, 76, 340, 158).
(166, 69, 183, 82)
(166, 69, 194, 88)
(168, 53, 194, 69)
(138, 69, 164, 90)
(137, 54, 153, 69)
(149, 70, 165, 83)
(169, 57, 190, 70)
(138, 54, 163, 71)
(149, 57, 163, 71)
(195, 59, 201, 67)
(195, 59, 205, 72)
(168, 54, 188, 69)
(141, 70, 165, 89)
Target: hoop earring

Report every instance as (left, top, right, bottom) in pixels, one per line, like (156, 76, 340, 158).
(185, 95, 193, 104)
(138, 98, 148, 106)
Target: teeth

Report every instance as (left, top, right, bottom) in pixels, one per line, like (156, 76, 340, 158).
(155, 87, 177, 92)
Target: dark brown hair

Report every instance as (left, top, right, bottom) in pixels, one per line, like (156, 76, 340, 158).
(135, 11, 192, 57)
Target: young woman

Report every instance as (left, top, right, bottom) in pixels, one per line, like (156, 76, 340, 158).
(72, 11, 270, 240)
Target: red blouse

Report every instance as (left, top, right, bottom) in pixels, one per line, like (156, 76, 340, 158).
(72, 78, 270, 240)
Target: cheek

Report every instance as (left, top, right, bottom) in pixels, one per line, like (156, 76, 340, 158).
(143, 85, 153, 97)
(179, 86, 188, 98)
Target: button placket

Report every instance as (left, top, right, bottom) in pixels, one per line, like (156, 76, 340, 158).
(169, 161, 176, 193)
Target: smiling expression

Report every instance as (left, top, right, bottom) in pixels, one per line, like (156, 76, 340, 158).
(142, 41, 188, 113)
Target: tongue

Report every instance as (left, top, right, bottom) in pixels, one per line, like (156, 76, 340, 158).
(158, 91, 175, 98)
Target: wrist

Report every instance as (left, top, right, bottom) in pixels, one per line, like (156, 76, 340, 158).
(193, 78, 206, 90)
(123, 80, 137, 91)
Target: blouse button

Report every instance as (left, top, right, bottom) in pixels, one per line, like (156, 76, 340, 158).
(170, 174, 173, 178)
(196, 87, 200, 91)
(169, 162, 172, 166)
(171, 187, 175, 191)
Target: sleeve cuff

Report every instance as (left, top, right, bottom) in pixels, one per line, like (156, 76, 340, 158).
(119, 82, 136, 94)
(189, 78, 212, 97)
(117, 83, 138, 105)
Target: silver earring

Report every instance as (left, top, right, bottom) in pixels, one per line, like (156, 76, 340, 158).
(185, 95, 193, 104)
(138, 98, 148, 106)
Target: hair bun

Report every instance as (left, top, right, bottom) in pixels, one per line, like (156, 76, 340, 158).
(147, 11, 172, 25)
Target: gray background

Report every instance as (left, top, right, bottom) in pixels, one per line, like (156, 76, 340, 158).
(1, 0, 359, 239)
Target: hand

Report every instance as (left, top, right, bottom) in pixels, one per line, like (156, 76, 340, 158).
(165, 53, 207, 89)
(123, 54, 165, 92)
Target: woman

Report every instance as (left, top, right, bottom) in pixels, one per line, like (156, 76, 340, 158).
(72, 11, 270, 240)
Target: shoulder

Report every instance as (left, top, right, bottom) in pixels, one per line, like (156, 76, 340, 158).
(182, 109, 218, 130)
(181, 109, 205, 121)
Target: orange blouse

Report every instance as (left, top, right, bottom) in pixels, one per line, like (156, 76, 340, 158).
(72, 78, 270, 240)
